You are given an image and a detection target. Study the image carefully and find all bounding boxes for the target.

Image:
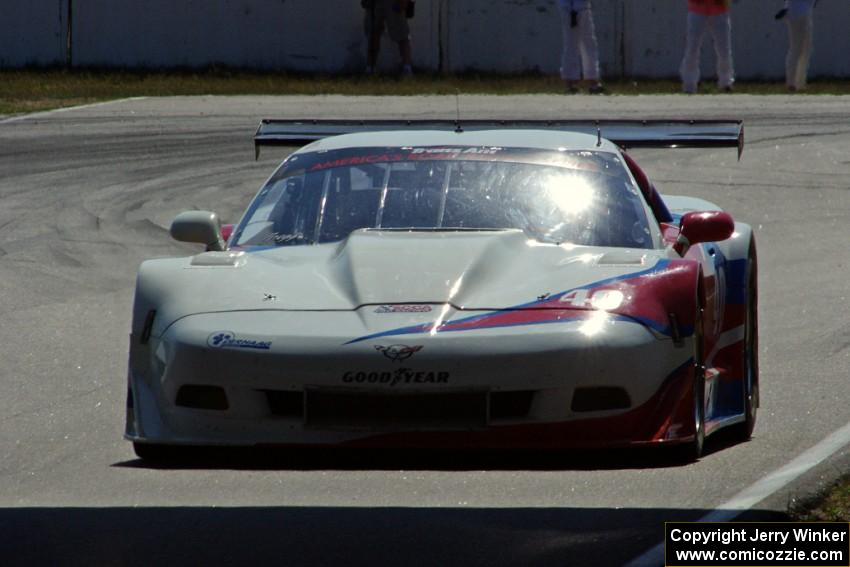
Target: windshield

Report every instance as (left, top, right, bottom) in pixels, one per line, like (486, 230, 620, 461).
(233, 146, 654, 249)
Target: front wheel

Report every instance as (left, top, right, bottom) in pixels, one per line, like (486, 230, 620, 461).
(133, 442, 181, 462)
(673, 307, 706, 463)
(733, 244, 759, 441)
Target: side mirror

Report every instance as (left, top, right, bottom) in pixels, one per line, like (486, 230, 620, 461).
(170, 211, 226, 251)
(674, 211, 734, 256)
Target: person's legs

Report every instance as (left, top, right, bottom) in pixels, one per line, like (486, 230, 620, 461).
(364, 4, 384, 73)
(577, 8, 603, 92)
(367, 32, 382, 71)
(680, 12, 708, 93)
(559, 5, 581, 92)
(398, 38, 412, 74)
(785, 16, 803, 89)
(710, 13, 734, 90)
(384, 0, 412, 73)
(795, 14, 814, 90)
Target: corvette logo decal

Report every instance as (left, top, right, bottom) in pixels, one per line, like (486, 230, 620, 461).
(207, 331, 271, 350)
(375, 344, 423, 362)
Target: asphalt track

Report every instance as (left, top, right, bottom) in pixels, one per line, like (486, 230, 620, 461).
(1, 95, 849, 566)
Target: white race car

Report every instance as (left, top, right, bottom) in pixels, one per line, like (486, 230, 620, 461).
(126, 119, 757, 461)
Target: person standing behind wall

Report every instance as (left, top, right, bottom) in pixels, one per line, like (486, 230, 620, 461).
(680, 0, 734, 94)
(558, 0, 604, 94)
(363, 0, 413, 76)
(776, 0, 817, 91)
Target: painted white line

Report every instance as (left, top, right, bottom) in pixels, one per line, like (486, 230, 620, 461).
(625, 420, 850, 567)
(0, 97, 148, 125)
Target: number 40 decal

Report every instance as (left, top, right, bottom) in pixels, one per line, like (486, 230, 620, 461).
(560, 289, 625, 311)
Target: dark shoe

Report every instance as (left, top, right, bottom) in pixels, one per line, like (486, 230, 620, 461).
(588, 83, 605, 95)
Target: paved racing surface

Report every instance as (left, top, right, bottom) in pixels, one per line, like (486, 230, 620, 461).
(1, 95, 849, 565)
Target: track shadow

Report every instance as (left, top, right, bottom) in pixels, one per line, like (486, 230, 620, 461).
(0, 505, 788, 567)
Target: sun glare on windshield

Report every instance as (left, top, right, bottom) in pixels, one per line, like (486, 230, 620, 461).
(545, 173, 596, 217)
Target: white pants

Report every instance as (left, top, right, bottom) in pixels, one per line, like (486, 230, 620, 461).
(785, 14, 813, 90)
(558, 6, 600, 82)
(680, 12, 734, 91)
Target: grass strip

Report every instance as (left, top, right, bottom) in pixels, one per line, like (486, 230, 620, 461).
(2, 68, 850, 115)
(791, 475, 850, 522)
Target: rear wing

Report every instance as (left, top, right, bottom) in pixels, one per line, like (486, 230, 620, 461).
(254, 119, 744, 160)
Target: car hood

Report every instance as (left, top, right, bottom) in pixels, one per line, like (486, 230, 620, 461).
(135, 229, 691, 338)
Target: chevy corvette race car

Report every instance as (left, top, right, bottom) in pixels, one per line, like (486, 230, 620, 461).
(126, 119, 758, 461)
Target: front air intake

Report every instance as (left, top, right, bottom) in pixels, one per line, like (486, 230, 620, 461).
(571, 387, 631, 412)
(306, 390, 487, 430)
(175, 385, 229, 411)
(263, 390, 305, 418)
(489, 391, 535, 420)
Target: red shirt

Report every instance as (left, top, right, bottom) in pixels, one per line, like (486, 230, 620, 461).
(688, 0, 730, 16)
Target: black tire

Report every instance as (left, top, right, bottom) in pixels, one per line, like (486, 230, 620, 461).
(733, 243, 759, 441)
(133, 441, 179, 462)
(672, 306, 706, 463)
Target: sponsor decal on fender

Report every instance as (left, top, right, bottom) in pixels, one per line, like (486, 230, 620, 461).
(207, 331, 271, 350)
(342, 368, 450, 386)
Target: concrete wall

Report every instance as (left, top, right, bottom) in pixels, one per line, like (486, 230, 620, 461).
(71, 0, 365, 71)
(2, 1, 849, 79)
(0, 0, 68, 67)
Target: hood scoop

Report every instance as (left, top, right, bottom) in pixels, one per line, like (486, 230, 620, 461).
(596, 251, 647, 266)
(329, 229, 530, 306)
(191, 251, 247, 267)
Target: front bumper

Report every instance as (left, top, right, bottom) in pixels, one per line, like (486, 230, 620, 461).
(126, 310, 697, 448)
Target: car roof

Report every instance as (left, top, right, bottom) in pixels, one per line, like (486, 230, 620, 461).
(294, 129, 622, 155)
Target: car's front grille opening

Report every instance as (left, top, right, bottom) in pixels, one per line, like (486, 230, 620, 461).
(175, 385, 229, 411)
(489, 390, 535, 420)
(263, 390, 304, 418)
(571, 387, 631, 412)
(306, 390, 487, 430)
